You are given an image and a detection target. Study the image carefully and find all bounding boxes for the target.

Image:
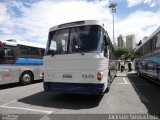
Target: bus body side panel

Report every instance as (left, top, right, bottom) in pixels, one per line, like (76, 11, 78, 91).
(0, 65, 43, 85)
(107, 49, 117, 81)
(32, 66, 43, 80)
(137, 48, 160, 83)
(0, 67, 11, 85)
(43, 53, 109, 94)
(0, 65, 43, 84)
(10, 65, 43, 83)
(109, 59, 117, 79)
(15, 58, 43, 80)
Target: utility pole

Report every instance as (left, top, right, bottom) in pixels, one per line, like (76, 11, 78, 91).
(108, 2, 117, 46)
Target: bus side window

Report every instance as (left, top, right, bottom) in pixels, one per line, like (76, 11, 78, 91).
(39, 49, 45, 57)
(0, 49, 5, 58)
(156, 33, 160, 48)
(4, 48, 14, 61)
(103, 35, 108, 57)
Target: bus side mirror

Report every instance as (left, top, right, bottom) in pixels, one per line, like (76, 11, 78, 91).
(104, 36, 107, 46)
(104, 46, 108, 57)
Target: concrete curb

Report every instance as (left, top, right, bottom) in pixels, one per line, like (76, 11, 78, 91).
(116, 71, 136, 77)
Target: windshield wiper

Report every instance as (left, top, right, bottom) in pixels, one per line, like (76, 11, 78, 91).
(51, 45, 66, 57)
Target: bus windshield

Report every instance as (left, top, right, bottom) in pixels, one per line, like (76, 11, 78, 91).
(47, 25, 102, 55)
(0, 46, 14, 62)
(0, 42, 5, 59)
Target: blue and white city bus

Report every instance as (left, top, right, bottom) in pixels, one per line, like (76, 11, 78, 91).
(43, 20, 117, 95)
(0, 39, 44, 85)
(135, 26, 160, 83)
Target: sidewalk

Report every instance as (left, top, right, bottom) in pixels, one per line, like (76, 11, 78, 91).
(116, 70, 137, 77)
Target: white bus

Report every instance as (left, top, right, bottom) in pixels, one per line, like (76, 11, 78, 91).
(0, 39, 44, 85)
(43, 20, 117, 95)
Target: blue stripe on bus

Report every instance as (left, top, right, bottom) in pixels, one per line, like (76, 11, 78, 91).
(144, 57, 160, 63)
(16, 58, 43, 65)
(0, 58, 43, 66)
(0, 64, 42, 66)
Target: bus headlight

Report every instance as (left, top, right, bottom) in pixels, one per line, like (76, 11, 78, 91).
(82, 74, 94, 79)
(88, 74, 94, 79)
(46, 73, 54, 79)
(82, 74, 87, 79)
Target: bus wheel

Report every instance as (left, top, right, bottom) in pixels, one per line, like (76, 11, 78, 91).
(19, 72, 33, 85)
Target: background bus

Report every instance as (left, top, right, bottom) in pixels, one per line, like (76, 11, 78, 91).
(43, 20, 117, 95)
(0, 39, 44, 85)
(135, 26, 160, 83)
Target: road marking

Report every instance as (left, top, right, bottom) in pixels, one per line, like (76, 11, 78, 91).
(0, 105, 52, 114)
(113, 83, 152, 85)
(0, 100, 17, 107)
(123, 77, 128, 84)
(0, 100, 52, 114)
(113, 83, 130, 85)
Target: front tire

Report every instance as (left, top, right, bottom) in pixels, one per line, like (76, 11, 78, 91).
(19, 72, 33, 85)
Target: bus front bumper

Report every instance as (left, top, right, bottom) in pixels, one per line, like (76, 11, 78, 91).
(43, 82, 104, 95)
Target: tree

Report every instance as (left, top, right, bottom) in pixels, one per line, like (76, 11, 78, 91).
(115, 47, 134, 60)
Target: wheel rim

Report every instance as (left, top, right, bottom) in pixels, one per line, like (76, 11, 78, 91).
(23, 74, 31, 83)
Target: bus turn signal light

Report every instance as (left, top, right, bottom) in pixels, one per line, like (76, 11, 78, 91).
(97, 72, 103, 81)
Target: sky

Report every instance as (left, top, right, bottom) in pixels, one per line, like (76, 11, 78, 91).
(0, 0, 160, 47)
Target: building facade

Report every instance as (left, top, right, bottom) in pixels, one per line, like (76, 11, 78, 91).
(117, 34, 125, 47)
(126, 35, 135, 49)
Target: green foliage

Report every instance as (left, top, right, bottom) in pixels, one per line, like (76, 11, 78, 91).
(115, 47, 134, 60)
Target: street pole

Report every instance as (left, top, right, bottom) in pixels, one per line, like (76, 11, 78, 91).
(112, 10, 115, 46)
(108, 3, 117, 47)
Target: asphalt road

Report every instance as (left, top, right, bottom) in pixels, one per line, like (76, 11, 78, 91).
(0, 72, 160, 120)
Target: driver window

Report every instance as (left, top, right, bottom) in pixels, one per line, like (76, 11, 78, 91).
(52, 29, 69, 53)
(70, 28, 81, 52)
(2, 48, 14, 61)
(50, 40, 56, 50)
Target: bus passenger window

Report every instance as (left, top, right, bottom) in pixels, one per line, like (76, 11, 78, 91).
(0, 42, 5, 59)
(104, 36, 107, 46)
(156, 33, 160, 48)
(0, 49, 5, 59)
(104, 46, 108, 57)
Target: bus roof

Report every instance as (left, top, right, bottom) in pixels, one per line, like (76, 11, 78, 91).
(135, 26, 160, 52)
(0, 39, 45, 48)
(1, 39, 17, 46)
(49, 20, 103, 32)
